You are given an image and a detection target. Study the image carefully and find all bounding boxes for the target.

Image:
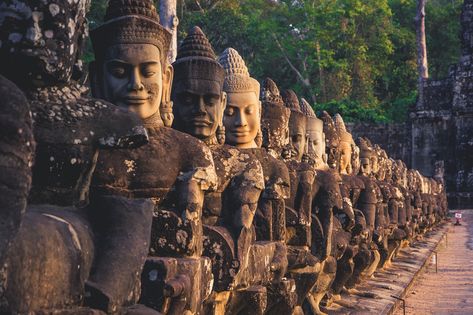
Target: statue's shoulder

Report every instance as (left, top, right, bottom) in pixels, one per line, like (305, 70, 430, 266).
(29, 85, 144, 148)
(150, 128, 215, 171)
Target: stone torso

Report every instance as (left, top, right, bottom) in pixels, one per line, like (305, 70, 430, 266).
(92, 127, 216, 204)
(203, 144, 264, 225)
(27, 83, 146, 206)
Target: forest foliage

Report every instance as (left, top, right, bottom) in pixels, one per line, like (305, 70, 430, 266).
(86, 0, 464, 122)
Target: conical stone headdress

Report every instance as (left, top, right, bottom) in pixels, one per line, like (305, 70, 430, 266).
(260, 78, 290, 154)
(321, 111, 340, 149)
(334, 113, 353, 144)
(282, 90, 301, 113)
(91, 0, 172, 62)
(358, 137, 373, 159)
(300, 98, 316, 118)
(261, 78, 284, 106)
(301, 98, 323, 133)
(218, 48, 260, 95)
(173, 26, 225, 95)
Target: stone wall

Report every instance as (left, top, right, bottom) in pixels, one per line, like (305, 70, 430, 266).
(346, 122, 410, 165)
(360, 0, 473, 209)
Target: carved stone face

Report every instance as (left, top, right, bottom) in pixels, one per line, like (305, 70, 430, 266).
(339, 141, 352, 175)
(101, 43, 173, 119)
(289, 116, 306, 161)
(307, 117, 327, 166)
(173, 89, 226, 141)
(224, 91, 260, 148)
(360, 157, 371, 177)
(385, 159, 393, 181)
(0, 0, 89, 86)
(351, 144, 361, 176)
(376, 151, 387, 181)
(370, 152, 379, 176)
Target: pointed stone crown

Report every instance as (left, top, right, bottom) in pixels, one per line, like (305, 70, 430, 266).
(218, 48, 260, 94)
(301, 98, 323, 132)
(176, 26, 218, 61)
(358, 137, 373, 159)
(91, 0, 171, 62)
(282, 89, 301, 112)
(321, 111, 340, 148)
(334, 113, 353, 144)
(173, 26, 225, 94)
(300, 98, 316, 117)
(261, 78, 284, 106)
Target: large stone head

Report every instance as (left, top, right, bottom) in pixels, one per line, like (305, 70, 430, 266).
(0, 0, 90, 87)
(90, 0, 173, 121)
(385, 158, 394, 182)
(414, 171, 423, 192)
(300, 99, 326, 168)
(171, 26, 226, 144)
(321, 111, 340, 170)
(363, 138, 379, 176)
(357, 137, 373, 177)
(407, 169, 416, 191)
(374, 145, 388, 181)
(260, 78, 290, 157)
(392, 160, 406, 187)
(334, 114, 355, 175)
(282, 90, 306, 161)
(351, 142, 361, 176)
(219, 48, 261, 149)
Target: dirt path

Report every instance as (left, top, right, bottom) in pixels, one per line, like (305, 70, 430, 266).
(396, 210, 473, 315)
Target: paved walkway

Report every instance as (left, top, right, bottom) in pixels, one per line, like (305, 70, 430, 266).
(323, 224, 447, 314)
(396, 210, 473, 315)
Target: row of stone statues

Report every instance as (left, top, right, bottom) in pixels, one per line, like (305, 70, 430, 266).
(0, 0, 447, 314)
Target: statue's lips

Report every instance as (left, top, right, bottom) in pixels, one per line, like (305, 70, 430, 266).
(231, 129, 250, 137)
(122, 97, 148, 105)
(191, 119, 211, 127)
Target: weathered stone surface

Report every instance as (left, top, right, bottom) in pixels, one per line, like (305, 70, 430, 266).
(0, 75, 34, 268)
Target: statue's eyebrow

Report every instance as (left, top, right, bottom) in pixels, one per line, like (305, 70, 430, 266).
(140, 61, 160, 67)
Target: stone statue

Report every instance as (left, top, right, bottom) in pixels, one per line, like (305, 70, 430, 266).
(0, 0, 156, 313)
(171, 26, 270, 313)
(295, 106, 345, 314)
(283, 90, 307, 163)
(0, 75, 35, 269)
(329, 114, 365, 300)
(90, 2, 219, 313)
(343, 137, 380, 291)
(218, 48, 291, 314)
(219, 48, 290, 244)
(261, 81, 320, 314)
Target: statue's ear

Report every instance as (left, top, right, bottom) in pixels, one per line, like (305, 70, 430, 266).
(89, 61, 102, 98)
(221, 91, 227, 111)
(162, 63, 174, 104)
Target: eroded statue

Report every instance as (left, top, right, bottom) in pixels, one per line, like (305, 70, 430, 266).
(90, 1, 219, 313)
(0, 0, 155, 313)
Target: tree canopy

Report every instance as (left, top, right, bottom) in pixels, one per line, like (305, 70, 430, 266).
(86, 0, 464, 122)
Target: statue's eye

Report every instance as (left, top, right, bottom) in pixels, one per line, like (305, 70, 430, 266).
(245, 107, 254, 115)
(110, 66, 126, 78)
(204, 95, 219, 106)
(142, 70, 156, 77)
(141, 65, 157, 78)
(225, 107, 235, 116)
(184, 95, 193, 103)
